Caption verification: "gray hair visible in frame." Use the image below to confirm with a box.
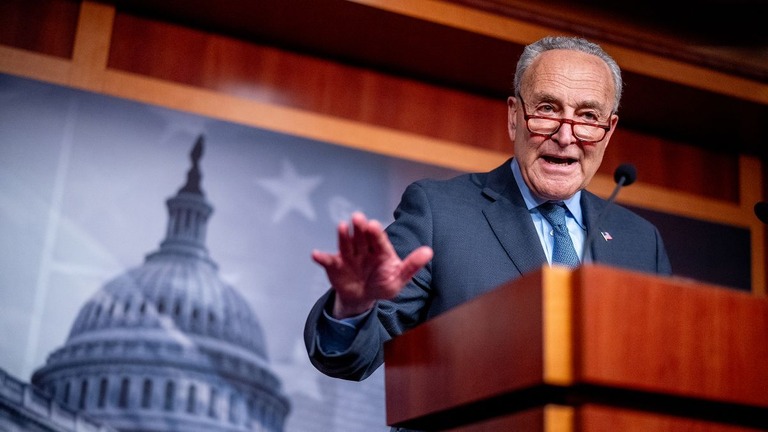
[513,36,623,113]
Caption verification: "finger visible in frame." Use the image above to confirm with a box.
[337,220,354,260]
[351,212,370,256]
[399,246,434,280]
[312,249,339,269]
[365,219,394,256]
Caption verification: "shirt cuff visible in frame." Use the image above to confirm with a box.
[317,308,372,354]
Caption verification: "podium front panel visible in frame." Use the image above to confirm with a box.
[385,265,768,430]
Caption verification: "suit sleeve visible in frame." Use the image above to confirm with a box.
[654,225,673,276]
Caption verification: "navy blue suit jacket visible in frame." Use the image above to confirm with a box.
[305,158,671,381]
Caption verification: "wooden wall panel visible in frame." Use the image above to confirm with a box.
[600,130,740,203]
[108,12,512,153]
[107,11,740,202]
[0,0,80,58]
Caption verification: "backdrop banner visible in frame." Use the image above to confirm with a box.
[0,73,457,432]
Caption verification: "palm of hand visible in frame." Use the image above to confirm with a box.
[329,246,406,305]
[311,212,433,318]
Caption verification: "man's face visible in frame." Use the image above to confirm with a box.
[508,49,619,201]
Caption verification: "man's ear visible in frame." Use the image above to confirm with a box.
[507,96,518,138]
[601,113,620,149]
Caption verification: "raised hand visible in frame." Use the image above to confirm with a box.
[311,212,433,318]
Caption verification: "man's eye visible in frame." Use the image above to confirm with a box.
[538,105,555,114]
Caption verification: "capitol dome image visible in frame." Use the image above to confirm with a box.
[31,136,290,432]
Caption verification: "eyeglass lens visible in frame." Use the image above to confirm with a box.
[527,118,606,142]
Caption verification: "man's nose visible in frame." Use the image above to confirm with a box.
[552,121,577,146]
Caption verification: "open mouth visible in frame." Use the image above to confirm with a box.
[543,155,577,165]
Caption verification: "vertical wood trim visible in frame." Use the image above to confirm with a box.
[543,266,574,386]
[69,1,114,90]
[741,156,766,296]
[544,404,575,432]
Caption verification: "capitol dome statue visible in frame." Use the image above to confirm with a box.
[32,136,290,432]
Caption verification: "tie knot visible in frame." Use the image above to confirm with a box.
[539,202,567,228]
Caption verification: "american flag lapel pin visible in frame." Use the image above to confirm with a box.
[600,231,613,241]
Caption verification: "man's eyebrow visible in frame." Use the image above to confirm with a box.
[528,92,609,112]
[529,92,555,103]
[580,100,604,110]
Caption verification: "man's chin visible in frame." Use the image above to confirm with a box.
[530,182,581,201]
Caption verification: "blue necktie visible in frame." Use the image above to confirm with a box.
[538,202,580,268]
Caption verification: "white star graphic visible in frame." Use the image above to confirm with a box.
[255,160,322,223]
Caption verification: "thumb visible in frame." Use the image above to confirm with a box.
[311,250,337,268]
[400,246,433,280]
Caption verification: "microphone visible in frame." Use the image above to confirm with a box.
[607,163,637,201]
[581,163,637,263]
[756,201,768,224]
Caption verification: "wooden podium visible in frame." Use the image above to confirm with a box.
[384,265,768,431]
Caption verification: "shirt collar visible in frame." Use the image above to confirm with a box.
[510,158,585,229]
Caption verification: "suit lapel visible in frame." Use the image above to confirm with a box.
[480,159,547,276]
[581,191,609,263]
